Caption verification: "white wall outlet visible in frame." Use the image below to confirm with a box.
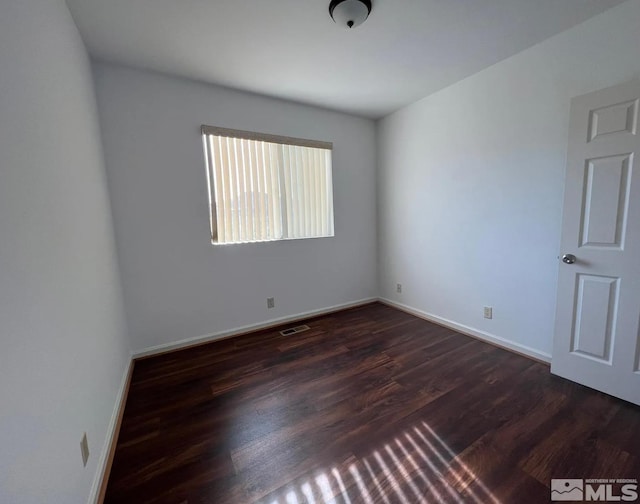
[396,283,402,293]
[80,432,89,467]
[267,297,275,309]
[484,306,493,319]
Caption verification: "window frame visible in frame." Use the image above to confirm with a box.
[201,125,334,245]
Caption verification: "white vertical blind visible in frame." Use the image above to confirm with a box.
[202,127,334,244]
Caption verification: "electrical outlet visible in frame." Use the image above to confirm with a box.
[267,297,275,309]
[396,283,402,294]
[80,433,89,467]
[484,306,493,319]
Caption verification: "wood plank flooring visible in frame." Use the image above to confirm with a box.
[104,302,640,503]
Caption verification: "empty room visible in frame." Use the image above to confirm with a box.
[3,0,640,503]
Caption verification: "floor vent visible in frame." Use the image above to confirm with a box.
[279,324,310,336]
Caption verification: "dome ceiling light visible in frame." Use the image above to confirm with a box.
[329,0,372,29]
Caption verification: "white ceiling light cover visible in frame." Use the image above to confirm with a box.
[330,0,371,29]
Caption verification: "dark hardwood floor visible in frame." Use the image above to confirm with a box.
[104,302,640,503]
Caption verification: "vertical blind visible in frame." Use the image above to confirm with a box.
[201,126,334,244]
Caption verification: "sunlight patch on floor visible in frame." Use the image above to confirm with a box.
[260,420,501,503]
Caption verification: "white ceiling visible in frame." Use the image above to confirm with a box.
[66,0,626,118]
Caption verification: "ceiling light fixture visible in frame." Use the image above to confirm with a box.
[329,0,372,29]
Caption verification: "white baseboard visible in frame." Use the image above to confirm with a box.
[87,358,133,504]
[133,295,552,363]
[378,298,552,364]
[132,297,378,359]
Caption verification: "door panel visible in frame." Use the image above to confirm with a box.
[580,155,631,248]
[552,80,640,405]
[588,99,638,142]
[571,274,618,362]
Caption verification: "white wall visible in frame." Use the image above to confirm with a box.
[0,1,130,503]
[377,0,640,360]
[93,64,378,353]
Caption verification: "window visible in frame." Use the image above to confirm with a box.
[201,125,334,245]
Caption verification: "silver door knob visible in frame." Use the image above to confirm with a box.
[562,254,577,264]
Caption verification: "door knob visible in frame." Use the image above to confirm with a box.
[562,254,577,264]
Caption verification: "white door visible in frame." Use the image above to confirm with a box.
[552,80,640,406]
